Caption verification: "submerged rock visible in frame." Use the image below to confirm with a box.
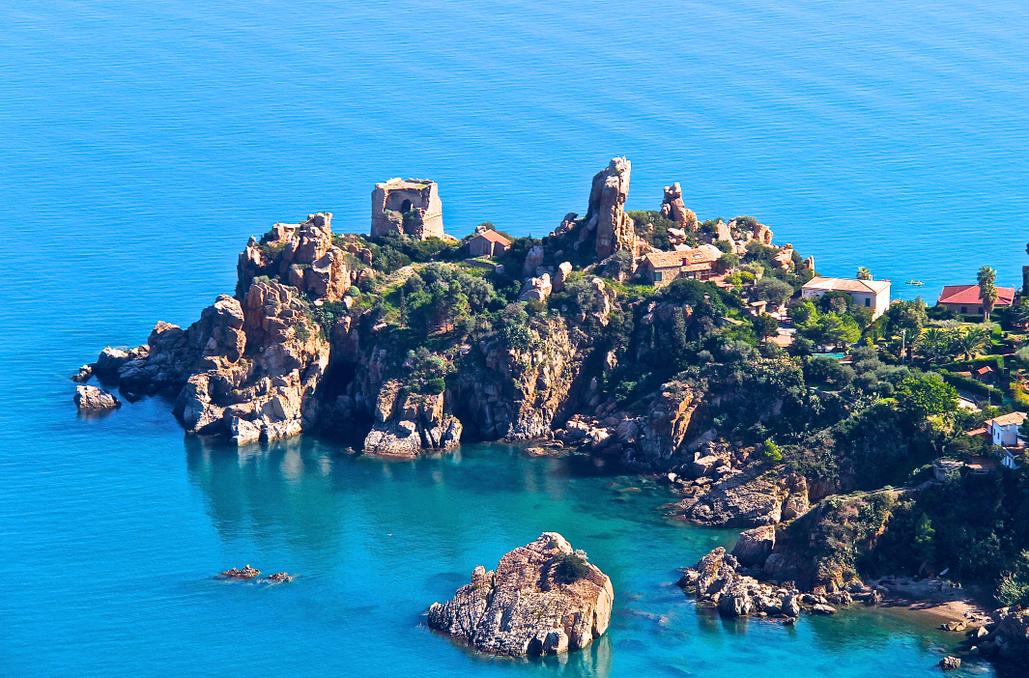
[74,384,120,411]
[427,532,613,656]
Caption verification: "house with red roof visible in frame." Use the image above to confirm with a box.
[936,284,1015,318]
[467,229,512,258]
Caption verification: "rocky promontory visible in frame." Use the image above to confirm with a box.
[427,533,613,656]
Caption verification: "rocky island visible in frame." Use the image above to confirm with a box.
[427,532,613,656]
[75,158,1029,667]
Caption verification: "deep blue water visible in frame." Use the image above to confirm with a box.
[2,0,1025,675]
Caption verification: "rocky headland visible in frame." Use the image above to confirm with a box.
[74,158,1029,668]
[427,533,613,656]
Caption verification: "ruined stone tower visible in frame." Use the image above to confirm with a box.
[371,178,445,239]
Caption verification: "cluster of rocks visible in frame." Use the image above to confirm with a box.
[427,533,613,656]
[218,565,294,584]
[679,546,878,621]
[660,182,699,247]
[943,606,1029,666]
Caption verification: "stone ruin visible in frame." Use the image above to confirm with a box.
[371,178,445,239]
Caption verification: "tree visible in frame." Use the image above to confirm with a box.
[895,372,958,418]
[753,313,779,340]
[953,326,991,361]
[753,277,794,308]
[916,327,957,364]
[856,266,872,280]
[977,265,998,321]
[913,513,936,569]
[884,299,927,342]
[802,312,861,349]
[789,299,817,326]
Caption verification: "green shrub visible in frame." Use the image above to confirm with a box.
[553,553,591,583]
[996,550,1029,607]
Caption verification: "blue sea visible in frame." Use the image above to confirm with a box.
[2,0,1025,675]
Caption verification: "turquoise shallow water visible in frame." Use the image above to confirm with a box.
[1,0,1025,675]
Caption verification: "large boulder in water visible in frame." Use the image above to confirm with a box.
[427,532,613,656]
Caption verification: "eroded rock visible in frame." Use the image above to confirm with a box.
[427,532,613,656]
[74,385,120,411]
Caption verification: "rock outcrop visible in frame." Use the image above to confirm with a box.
[220,565,261,579]
[975,607,1029,662]
[237,212,356,300]
[427,533,613,656]
[449,316,585,440]
[679,547,802,620]
[660,182,699,232]
[675,468,809,527]
[362,380,462,457]
[74,384,120,411]
[581,158,637,261]
[519,273,553,302]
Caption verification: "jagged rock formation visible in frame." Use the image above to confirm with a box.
[976,607,1029,662]
[585,157,637,261]
[427,533,613,656]
[552,158,638,263]
[74,385,120,411]
[552,261,572,292]
[661,182,699,232]
[731,525,776,567]
[85,218,343,445]
[237,212,357,300]
[761,488,902,593]
[362,380,462,457]
[370,178,445,239]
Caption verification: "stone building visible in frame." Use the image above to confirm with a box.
[371,178,445,239]
[467,228,512,258]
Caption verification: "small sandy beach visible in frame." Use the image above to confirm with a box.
[868,576,992,627]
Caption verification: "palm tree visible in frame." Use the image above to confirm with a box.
[953,326,991,361]
[916,327,954,364]
[856,266,872,280]
[977,265,998,321]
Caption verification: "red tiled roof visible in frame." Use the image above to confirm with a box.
[472,230,512,246]
[937,284,1016,306]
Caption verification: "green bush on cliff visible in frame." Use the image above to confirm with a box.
[996,550,1029,607]
[553,553,591,584]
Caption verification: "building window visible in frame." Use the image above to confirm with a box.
[960,306,967,314]
[864,298,871,307]
[654,271,663,282]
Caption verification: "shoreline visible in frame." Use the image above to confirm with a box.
[866,576,992,628]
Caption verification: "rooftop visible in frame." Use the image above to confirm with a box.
[375,177,436,190]
[802,276,890,294]
[643,244,722,269]
[937,284,1016,307]
[987,412,1027,428]
[471,229,512,246]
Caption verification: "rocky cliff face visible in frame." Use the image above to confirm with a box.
[449,316,586,440]
[427,533,613,656]
[86,216,345,446]
[362,380,461,457]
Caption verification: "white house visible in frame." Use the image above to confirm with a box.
[800,277,892,319]
[986,411,1026,447]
